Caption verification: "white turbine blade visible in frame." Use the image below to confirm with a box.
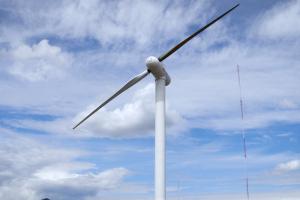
[73,70,150,129]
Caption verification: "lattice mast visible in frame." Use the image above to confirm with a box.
[236,65,249,200]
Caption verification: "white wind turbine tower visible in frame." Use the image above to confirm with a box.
[73,4,239,200]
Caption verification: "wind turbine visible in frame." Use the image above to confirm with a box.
[73,4,239,200]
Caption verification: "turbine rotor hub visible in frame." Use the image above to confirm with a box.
[146,56,171,86]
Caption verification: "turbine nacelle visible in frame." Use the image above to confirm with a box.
[146,56,171,86]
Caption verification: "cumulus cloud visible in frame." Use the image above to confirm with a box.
[275,160,300,173]
[0,0,210,49]
[73,83,185,138]
[0,129,130,200]
[34,167,129,200]
[1,39,72,81]
[253,0,300,40]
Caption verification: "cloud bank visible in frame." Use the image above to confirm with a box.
[0,129,129,200]
[73,84,185,138]
[1,40,72,81]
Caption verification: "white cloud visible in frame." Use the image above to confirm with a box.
[34,165,129,189]
[73,83,185,138]
[0,129,130,200]
[279,99,298,109]
[0,0,210,49]
[253,0,300,40]
[1,39,73,81]
[275,160,300,173]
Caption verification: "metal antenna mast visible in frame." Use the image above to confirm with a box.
[236,64,249,200]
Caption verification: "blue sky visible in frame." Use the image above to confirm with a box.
[0,0,300,200]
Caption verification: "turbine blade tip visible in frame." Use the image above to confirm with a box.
[72,124,79,130]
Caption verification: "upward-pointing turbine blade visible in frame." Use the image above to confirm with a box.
[73,70,150,129]
[158,3,239,62]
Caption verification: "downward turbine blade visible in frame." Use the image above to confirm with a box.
[73,70,150,129]
[158,3,239,62]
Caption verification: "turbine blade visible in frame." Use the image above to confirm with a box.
[73,70,150,129]
[158,3,239,62]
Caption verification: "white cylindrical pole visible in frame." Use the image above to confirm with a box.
[155,78,166,200]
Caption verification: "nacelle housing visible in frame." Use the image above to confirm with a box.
[146,56,171,86]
